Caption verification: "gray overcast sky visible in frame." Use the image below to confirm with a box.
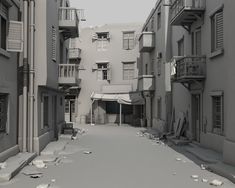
[70,0,156,27]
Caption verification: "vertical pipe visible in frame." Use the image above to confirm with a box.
[23,0,28,152]
[119,103,122,126]
[29,0,35,153]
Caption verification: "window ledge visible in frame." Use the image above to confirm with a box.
[0,48,10,58]
[209,48,224,59]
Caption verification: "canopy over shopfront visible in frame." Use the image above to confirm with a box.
[90,92,144,126]
[90,92,145,105]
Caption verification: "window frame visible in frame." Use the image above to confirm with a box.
[0,2,9,52]
[210,8,224,55]
[122,61,135,80]
[97,62,109,81]
[211,95,224,135]
[123,31,135,50]
[0,93,9,134]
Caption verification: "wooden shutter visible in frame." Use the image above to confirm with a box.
[52,26,57,61]
[107,64,112,81]
[7,21,23,52]
[215,11,223,49]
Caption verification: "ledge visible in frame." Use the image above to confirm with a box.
[209,48,224,59]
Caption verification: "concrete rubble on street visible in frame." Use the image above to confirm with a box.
[0,124,234,188]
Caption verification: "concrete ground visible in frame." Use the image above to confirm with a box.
[1,124,234,188]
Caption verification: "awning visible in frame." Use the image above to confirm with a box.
[91,92,145,105]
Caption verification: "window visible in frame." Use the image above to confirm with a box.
[157,7,161,30]
[211,9,223,52]
[0,2,8,50]
[212,95,224,135]
[97,63,108,80]
[178,37,184,56]
[192,29,202,55]
[123,62,135,80]
[95,32,110,51]
[52,26,57,61]
[150,17,154,31]
[123,31,135,50]
[42,96,49,128]
[157,52,162,76]
[65,99,69,113]
[157,97,162,120]
[0,94,8,133]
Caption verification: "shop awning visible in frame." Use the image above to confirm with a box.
[91,92,145,105]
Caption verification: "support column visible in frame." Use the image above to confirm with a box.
[119,103,122,126]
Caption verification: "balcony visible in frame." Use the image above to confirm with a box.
[69,48,81,60]
[58,64,80,86]
[59,7,79,39]
[170,0,205,27]
[139,32,155,53]
[138,75,155,91]
[173,56,206,82]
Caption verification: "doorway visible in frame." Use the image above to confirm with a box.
[65,98,76,122]
[192,94,201,142]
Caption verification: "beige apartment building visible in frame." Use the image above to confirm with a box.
[75,23,144,126]
[139,0,235,166]
[0,0,22,162]
[138,0,172,132]
[0,0,81,161]
[169,0,235,166]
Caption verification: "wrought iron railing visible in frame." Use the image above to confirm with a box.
[175,56,206,80]
[171,0,205,21]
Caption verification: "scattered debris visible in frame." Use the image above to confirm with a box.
[22,168,42,176]
[30,174,43,179]
[202,179,208,183]
[83,151,92,154]
[194,179,199,182]
[191,175,199,179]
[0,162,7,169]
[176,158,182,161]
[51,179,56,183]
[210,179,223,186]
[36,184,50,188]
[32,160,46,169]
[201,164,206,170]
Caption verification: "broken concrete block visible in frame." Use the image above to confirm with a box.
[36,184,50,188]
[32,160,46,169]
[202,179,208,183]
[83,151,92,154]
[191,175,199,179]
[210,179,223,186]
[0,162,7,169]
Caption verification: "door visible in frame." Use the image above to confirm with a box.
[192,94,201,142]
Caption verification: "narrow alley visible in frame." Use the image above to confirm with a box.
[1,125,234,188]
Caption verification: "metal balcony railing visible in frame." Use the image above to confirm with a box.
[174,56,206,81]
[59,7,79,22]
[170,0,205,25]
[58,64,79,85]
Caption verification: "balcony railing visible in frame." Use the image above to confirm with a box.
[59,7,79,38]
[139,32,155,53]
[69,48,81,59]
[58,64,80,85]
[170,0,205,26]
[138,75,155,91]
[173,56,206,81]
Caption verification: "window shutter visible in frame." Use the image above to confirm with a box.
[52,26,57,61]
[215,11,223,49]
[107,64,112,81]
[7,21,23,52]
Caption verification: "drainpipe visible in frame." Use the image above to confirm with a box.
[119,103,122,126]
[29,0,35,153]
[22,0,29,152]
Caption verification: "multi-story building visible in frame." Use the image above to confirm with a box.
[76,23,144,126]
[170,0,235,166]
[0,0,22,162]
[138,0,172,132]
